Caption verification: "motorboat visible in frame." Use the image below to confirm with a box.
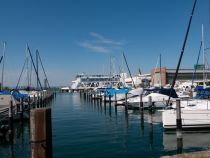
[127,87,178,109]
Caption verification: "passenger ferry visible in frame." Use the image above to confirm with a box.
[71,73,123,91]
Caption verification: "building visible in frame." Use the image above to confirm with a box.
[151,67,210,86]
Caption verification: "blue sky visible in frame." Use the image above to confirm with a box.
[0,0,209,87]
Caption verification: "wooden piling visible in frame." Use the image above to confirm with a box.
[125,93,128,110]
[30,108,52,158]
[148,96,152,109]
[114,93,117,106]
[104,95,106,104]
[176,99,182,139]
[20,98,23,122]
[41,92,43,107]
[28,96,31,110]
[8,100,13,136]
[109,95,111,105]
[148,110,153,124]
[139,94,143,111]
[34,95,36,109]
[37,93,40,108]
[99,91,102,100]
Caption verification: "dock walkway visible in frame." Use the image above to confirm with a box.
[162,150,210,158]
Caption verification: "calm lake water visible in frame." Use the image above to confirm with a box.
[1,92,210,157]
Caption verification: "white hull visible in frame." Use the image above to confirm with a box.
[128,93,173,108]
[103,87,144,102]
[162,109,210,129]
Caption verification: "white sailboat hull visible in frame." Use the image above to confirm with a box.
[162,109,210,129]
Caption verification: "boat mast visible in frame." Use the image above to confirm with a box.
[167,0,197,106]
[36,50,39,90]
[37,50,51,89]
[192,41,202,86]
[159,54,162,87]
[26,44,30,89]
[1,41,6,90]
[153,55,160,86]
[123,52,136,88]
[202,24,206,88]
[27,45,43,90]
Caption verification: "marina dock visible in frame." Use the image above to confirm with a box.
[2,0,210,157]
[0,91,55,139]
[161,150,210,158]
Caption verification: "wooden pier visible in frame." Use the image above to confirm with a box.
[0,90,55,158]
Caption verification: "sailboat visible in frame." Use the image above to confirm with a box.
[162,22,210,129]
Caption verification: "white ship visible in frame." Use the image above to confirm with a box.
[71,73,123,91]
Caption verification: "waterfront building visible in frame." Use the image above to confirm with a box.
[151,67,210,86]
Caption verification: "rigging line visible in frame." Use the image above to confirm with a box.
[15,58,27,90]
[167,0,197,106]
[204,52,210,81]
[0,56,3,64]
[36,50,39,89]
[123,52,136,89]
[37,50,51,89]
[27,45,43,90]
[192,41,202,85]
[160,54,162,87]
[29,56,33,88]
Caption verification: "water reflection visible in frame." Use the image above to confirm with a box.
[148,111,154,150]
[57,93,210,157]
[0,122,30,158]
[163,130,210,154]
[140,110,144,136]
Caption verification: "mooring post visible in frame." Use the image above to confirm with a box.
[176,99,183,154]
[30,108,53,158]
[125,93,128,110]
[37,93,40,108]
[84,90,86,100]
[114,93,117,106]
[109,95,111,105]
[43,91,46,107]
[139,94,143,111]
[176,99,182,139]
[41,92,43,107]
[148,96,152,110]
[99,91,102,104]
[99,91,102,101]
[8,100,14,137]
[33,95,36,109]
[28,96,31,110]
[87,90,89,101]
[20,98,23,122]
[104,95,106,104]
[94,91,96,100]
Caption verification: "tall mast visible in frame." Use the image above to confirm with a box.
[27,45,43,90]
[202,24,206,88]
[159,54,162,87]
[26,44,30,88]
[123,52,136,88]
[37,50,51,89]
[167,0,197,106]
[192,41,202,85]
[1,41,6,90]
[36,50,39,89]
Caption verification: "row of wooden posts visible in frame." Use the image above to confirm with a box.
[80,89,153,109]
[80,89,183,153]
[0,91,56,158]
